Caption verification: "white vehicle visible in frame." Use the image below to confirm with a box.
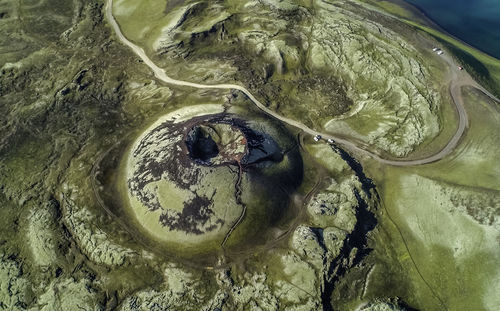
[313,135,322,142]
[437,50,444,55]
[432,47,439,52]
[327,138,334,144]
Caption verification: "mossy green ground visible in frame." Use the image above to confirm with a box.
[2,0,499,309]
[341,3,500,307]
[359,0,500,98]
[361,87,500,310]
[113,0,449,157]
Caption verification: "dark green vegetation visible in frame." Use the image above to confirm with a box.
[1,0,499,310]
[0,0,147,308]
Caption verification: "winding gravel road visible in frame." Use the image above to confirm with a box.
[105,0,498,166]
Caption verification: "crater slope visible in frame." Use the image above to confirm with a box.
[124,105,303,256]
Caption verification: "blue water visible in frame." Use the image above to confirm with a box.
[405,0,500,59]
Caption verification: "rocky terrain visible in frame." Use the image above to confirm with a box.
[1,0,498,310]
[0,1,381,308]
[114,0,445,157]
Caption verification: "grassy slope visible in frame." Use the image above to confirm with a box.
[407,22,500,98]
[351,1,500,310]
[363,87,500,311]
[106,1,500,308]
[358,0,500,98]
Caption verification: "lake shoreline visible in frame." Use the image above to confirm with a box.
[400,0,500,60]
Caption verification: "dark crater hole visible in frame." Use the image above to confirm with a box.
[185,117,287,168]
[185,126,219,163]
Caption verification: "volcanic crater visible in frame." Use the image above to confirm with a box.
[123,107,303,256]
